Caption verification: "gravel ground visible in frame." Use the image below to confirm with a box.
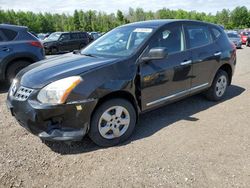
[0,47,250,188]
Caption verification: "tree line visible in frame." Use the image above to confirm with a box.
[0,6,250,33]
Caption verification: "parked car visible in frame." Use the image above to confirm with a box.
[245,34,250,47]
[239,31,249,44]
[0,24,45,84]
[7,20,236,147]
[37,33,50,41]
[226,32,242,49]
[43,31,90,55]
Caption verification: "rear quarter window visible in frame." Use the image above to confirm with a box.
[211,27,222,40]
[0,28,17,41]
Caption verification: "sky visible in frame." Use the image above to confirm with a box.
[0,0,249,15]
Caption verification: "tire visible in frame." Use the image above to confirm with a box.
[89,98,136,147]
[205,70,229,101]
[51,47,58,55]
[246,41,249,47]
[6,61,31,85]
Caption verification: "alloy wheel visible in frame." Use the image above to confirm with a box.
[215,75,227,97]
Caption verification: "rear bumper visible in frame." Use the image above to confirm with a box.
[6,95,97,141]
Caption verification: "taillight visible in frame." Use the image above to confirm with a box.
[28,41,43,48]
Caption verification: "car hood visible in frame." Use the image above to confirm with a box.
[17,53,119,89]
[42,39,57,44]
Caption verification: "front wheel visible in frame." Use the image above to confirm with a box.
[205,70,229,101]
[89,98,136,147]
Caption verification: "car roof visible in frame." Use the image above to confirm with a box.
[120,19,218,28]
[0,24,27,31]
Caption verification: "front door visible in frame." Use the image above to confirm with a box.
[140,23,192,111]
[58,33,71,52]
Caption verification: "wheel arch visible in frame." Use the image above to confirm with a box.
[218,63,233,85]
[91,90,140,126]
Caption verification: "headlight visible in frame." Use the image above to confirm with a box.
[37,76,82,104]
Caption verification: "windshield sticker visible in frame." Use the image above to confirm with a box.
[133,28,153,33]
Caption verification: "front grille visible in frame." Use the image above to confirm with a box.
[14,86,33,101]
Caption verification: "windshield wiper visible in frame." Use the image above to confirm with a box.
[81,53,96,57]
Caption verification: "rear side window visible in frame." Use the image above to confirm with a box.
[0,33,4,42]
[186,25,212,49]
[71,33,79,39]
[0,28,17,41]
[211,28,222,40]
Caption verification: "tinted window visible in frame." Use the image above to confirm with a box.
[78,32,87,39]
[71,33,79,39]
[0,28,17,41]
[60,33,70,41]
[212,28,221,39]
[150,26,184,54]
[186,25,212,49]
[0,32,4,42]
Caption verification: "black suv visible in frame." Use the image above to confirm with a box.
[7,20,236,147]
[43,32,90,55]
[0,24,45,84]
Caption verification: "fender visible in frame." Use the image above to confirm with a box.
[0,52,38,80]
[208,62,234,87]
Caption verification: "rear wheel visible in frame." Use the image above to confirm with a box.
[205,70,229,101]
[246,40,249,47]
[89,98,136,147]
[6,61,31,85]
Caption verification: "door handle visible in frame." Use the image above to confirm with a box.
[2,47,10,52]
[180,60,192,66]
[214,52,222,56]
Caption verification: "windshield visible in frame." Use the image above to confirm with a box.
[227,33,240,38]
[81,27,154,57]
[45,32,61,41]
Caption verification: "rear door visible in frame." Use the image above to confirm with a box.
[184,23,220,89]
[70,33,81,50]
[0,29,6,72]
[140,23,192,110]
[0,28,18,78]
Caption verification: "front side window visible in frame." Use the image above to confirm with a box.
[0,31,4,42]
[81,27,154,57]
[60,34,70,41]
[186,25,212,49]
[149,26,184,54]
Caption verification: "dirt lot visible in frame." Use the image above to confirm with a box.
[0,47,250,188]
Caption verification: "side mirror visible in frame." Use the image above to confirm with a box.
[141,47,168,62]
[73,50,79,54]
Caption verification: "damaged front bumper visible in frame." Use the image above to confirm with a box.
[6,93,97,141]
